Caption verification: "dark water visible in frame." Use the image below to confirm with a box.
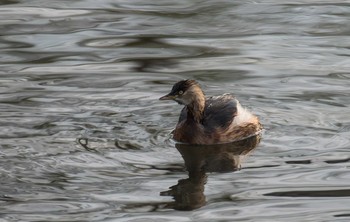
[1,0,350,221]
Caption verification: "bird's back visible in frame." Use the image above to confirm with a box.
[178,94,237,129]
[175,94,261,144]
[202,94,237,130]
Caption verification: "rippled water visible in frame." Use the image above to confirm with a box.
[1,0,350,221]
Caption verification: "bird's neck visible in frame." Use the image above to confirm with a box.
[187,89,205,123]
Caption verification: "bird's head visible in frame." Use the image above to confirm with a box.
[159,79,202,105]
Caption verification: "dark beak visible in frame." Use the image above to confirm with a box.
[159,94,175,100]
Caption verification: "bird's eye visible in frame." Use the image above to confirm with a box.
[178,90,183,95]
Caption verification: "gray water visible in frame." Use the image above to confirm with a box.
[1,0,350,221]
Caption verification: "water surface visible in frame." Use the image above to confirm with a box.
[1,0,350,221]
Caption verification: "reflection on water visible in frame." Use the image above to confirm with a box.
[162,135,261,210]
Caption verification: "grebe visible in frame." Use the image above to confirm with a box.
[159,80,262,145]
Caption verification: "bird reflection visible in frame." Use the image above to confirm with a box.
[161,135,261,211]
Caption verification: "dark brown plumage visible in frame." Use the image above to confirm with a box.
[160,80,262,144]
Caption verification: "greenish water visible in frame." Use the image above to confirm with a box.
[0,0,350,221]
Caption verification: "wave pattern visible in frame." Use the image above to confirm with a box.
[0,0,349,221]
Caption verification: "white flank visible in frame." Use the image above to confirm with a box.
[232,101,254,125]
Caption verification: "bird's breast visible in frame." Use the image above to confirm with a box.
[173,120,206,144]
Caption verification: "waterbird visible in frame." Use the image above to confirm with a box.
[159,80,262,144]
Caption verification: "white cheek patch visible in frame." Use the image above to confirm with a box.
[174,97,187,105]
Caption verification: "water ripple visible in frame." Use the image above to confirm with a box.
[1,0,350,221]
